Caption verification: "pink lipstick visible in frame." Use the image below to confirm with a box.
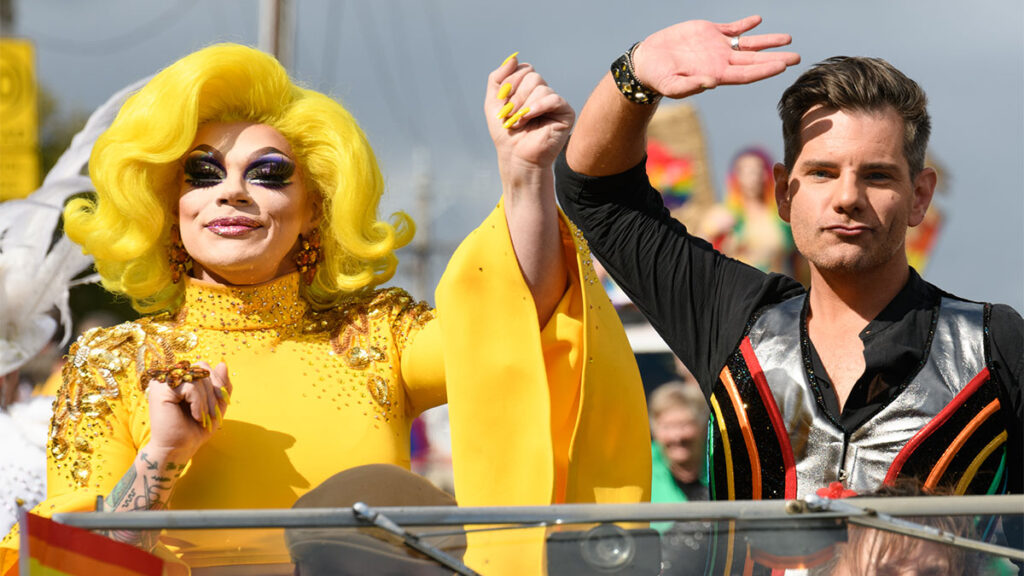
[206,217,262,237]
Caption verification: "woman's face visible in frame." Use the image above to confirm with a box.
[178,122,317,286]
[734,153,767,202]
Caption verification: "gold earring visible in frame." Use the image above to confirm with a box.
[293,229,321,285]
[169,225,192,283]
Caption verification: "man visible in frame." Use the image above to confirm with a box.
[556,14,1022,570]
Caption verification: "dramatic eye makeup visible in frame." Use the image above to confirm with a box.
[183,148,226,188]
[245,152,295,189]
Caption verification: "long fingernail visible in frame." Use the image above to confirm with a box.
[497,82,512,101]
[501,51,519,67]
[496,101,515,119]
[215,405,223,427]
[217,387,232,405]
[202,413,211,430]
[503,106,530,129]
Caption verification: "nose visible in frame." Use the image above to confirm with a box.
[831,172,865,215]
[216,175,252,206]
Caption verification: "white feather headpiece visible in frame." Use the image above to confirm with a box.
[0,76,150,376]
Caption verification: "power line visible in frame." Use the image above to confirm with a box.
[20,0,201,56]
[423,0,483,153]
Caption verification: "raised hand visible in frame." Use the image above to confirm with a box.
[145,360,231,458]
[486,53,575,178]
[632,15,800,99]
[485,53,572,323]
[101,360,232,546]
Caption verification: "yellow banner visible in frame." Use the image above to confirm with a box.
[0,38,40,200]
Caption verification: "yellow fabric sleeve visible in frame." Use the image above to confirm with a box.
[400,319,447,417]
[436,202,651,575]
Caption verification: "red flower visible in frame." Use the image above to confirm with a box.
[816,481,858,499]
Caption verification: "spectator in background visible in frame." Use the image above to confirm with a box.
[649,377,712,576]
[649,378,709,505]
[701,147,803,280]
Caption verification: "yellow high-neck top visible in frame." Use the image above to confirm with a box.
[14,273,443,569]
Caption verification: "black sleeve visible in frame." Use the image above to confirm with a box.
[989,304,1023,548]
[555,150,804,395]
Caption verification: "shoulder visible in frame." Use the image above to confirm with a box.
[307,287,434,333]
[63,315,181,393]
[989,303,1023,384]
[936,290,1024,387]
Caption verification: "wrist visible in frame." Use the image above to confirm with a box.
[610,42,662,106]
[139,442,195,467]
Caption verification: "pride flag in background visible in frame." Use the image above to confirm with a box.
[11,510,163,576]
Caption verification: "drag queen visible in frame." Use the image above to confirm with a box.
[1,44,650,575]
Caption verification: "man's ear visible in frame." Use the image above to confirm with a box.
[908,167,937,228]
[773,163,791,223]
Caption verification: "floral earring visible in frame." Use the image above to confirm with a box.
[169,225,192,283]
[293,229,321,285]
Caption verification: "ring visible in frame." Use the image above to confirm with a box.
[142,360,210,390]
[730,36,741,51]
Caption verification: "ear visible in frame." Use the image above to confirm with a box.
[303,198,324,235]
[908,167,937,228]
[773,163,792,223]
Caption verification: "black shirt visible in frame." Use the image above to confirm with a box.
[555,152,1023,501]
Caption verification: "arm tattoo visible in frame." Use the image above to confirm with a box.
[103,451,187,549]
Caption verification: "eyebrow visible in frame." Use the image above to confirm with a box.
[860,162,903,173]
[248,147,291,163]
[798,160,838,171]
[798,160,904,173]
[186,144,221,161]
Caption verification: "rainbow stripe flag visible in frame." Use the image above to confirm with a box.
[11,510,163,576]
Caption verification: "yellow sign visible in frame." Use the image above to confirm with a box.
[0,38,40,200]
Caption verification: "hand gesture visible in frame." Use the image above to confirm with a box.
[486,53,575,178]
[633,15,800,99]
[145,360,231,458]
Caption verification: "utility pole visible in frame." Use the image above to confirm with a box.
[0,0,13,35]
[258,0,294,70]
[411,148,433,301]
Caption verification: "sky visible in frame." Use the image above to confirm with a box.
[9,0,1024,311]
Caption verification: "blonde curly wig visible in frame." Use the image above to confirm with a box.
[65,43,414,314]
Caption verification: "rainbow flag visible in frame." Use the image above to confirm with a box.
[12,510,163,576]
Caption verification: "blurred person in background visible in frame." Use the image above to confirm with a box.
[701,147,804,281]
[648,377,712,576]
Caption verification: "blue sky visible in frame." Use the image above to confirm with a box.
[11,0,1023,310]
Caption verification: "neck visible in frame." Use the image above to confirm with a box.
[190,261,298,287]
[807,257,910,326]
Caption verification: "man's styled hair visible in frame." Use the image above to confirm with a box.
[777,56,931,176]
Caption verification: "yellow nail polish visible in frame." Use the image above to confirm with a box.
[496,101,515,119]
[215,405,223,427]
[497,83,512,100]
[501,51,519,67]
[202,413,211,430]
[503,106,530,129]
[217,387,231,405]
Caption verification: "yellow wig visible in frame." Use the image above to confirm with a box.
[65,43,414,313]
